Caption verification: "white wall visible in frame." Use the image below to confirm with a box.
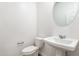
[1,2,79,56]
[0,2,37,56]
[37,2,79,56]
[37,2,56,56]
[37,2,54,37]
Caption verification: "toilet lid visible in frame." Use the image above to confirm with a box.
[22,46,38,53]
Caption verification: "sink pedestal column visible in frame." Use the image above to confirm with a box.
[55,48,65,56]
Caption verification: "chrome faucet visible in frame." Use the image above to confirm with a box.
[59,35,66,39]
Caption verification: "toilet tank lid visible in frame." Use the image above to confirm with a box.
[22,46,38,53]
[35,37,45,40]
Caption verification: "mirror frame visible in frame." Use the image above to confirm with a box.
[53,2,79,26]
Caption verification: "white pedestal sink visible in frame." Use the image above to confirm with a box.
[43,36,79,56]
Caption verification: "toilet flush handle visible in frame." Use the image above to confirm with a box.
[17,41,24,46]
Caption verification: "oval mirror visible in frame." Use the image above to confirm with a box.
[53,2,78,26]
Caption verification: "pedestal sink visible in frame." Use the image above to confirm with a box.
[43,36,79,56]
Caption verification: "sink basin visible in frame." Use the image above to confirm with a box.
[54,38,73,44]
[43,36,79,51]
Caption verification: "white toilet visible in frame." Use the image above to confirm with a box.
[21,37,44,56]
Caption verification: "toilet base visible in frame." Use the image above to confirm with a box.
[21,51,38,56]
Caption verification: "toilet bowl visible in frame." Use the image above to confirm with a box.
[21,37,44,56]
[21,45,39,56]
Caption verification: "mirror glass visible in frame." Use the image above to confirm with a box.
[53,2,78,26]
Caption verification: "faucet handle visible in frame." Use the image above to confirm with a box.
[59,35,66,39]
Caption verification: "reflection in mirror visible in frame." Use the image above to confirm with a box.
[53,2,78,26]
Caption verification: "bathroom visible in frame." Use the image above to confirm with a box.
[0,1,79,56]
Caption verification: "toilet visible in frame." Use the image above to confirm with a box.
[21,37,44,56]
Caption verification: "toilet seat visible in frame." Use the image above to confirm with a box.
[22,46,39,55]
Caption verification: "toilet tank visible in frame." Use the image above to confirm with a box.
[34,37,44,49]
